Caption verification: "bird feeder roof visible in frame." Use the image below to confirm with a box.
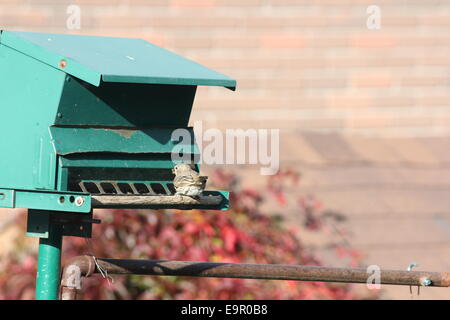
[0,30,236,89]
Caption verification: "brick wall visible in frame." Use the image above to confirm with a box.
[1,0,450,136]
[1,2,450,300]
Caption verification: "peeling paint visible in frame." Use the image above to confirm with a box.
[108,129,136,139]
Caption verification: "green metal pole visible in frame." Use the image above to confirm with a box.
[35,222,63,300]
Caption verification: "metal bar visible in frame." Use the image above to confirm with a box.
[60,255,450,300]
[93,259,450,287]
[145,183,157,195]
[0,188,91,213]
[129,183,139,195]
[35,222,63,300]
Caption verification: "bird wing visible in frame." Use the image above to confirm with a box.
[194,176,208,189]
[174,175,195,188]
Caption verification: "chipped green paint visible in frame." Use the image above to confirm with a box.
[50,126,199,156]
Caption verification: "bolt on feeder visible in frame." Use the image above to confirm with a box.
[0,30,236,300]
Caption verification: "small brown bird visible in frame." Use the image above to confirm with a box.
[172,163,208,198]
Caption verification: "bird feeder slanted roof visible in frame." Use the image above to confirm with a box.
[0,30,236,89]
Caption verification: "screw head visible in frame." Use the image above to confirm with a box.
[75,196,85,207]
[421,277,432,286]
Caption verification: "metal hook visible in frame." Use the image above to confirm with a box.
[407,262,420,297]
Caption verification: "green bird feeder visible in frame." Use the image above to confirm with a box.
[0,30,236,300]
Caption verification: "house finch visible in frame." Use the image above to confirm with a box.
[172,163,208,198]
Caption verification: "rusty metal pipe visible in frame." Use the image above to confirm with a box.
[60,255,450,299]
[60,255,96,300]
[95,258,450,287]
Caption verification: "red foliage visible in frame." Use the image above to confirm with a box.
[0,169,374,300]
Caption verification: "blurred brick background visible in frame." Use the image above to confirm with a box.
[1,0,450,135]
[1,0,450,299]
